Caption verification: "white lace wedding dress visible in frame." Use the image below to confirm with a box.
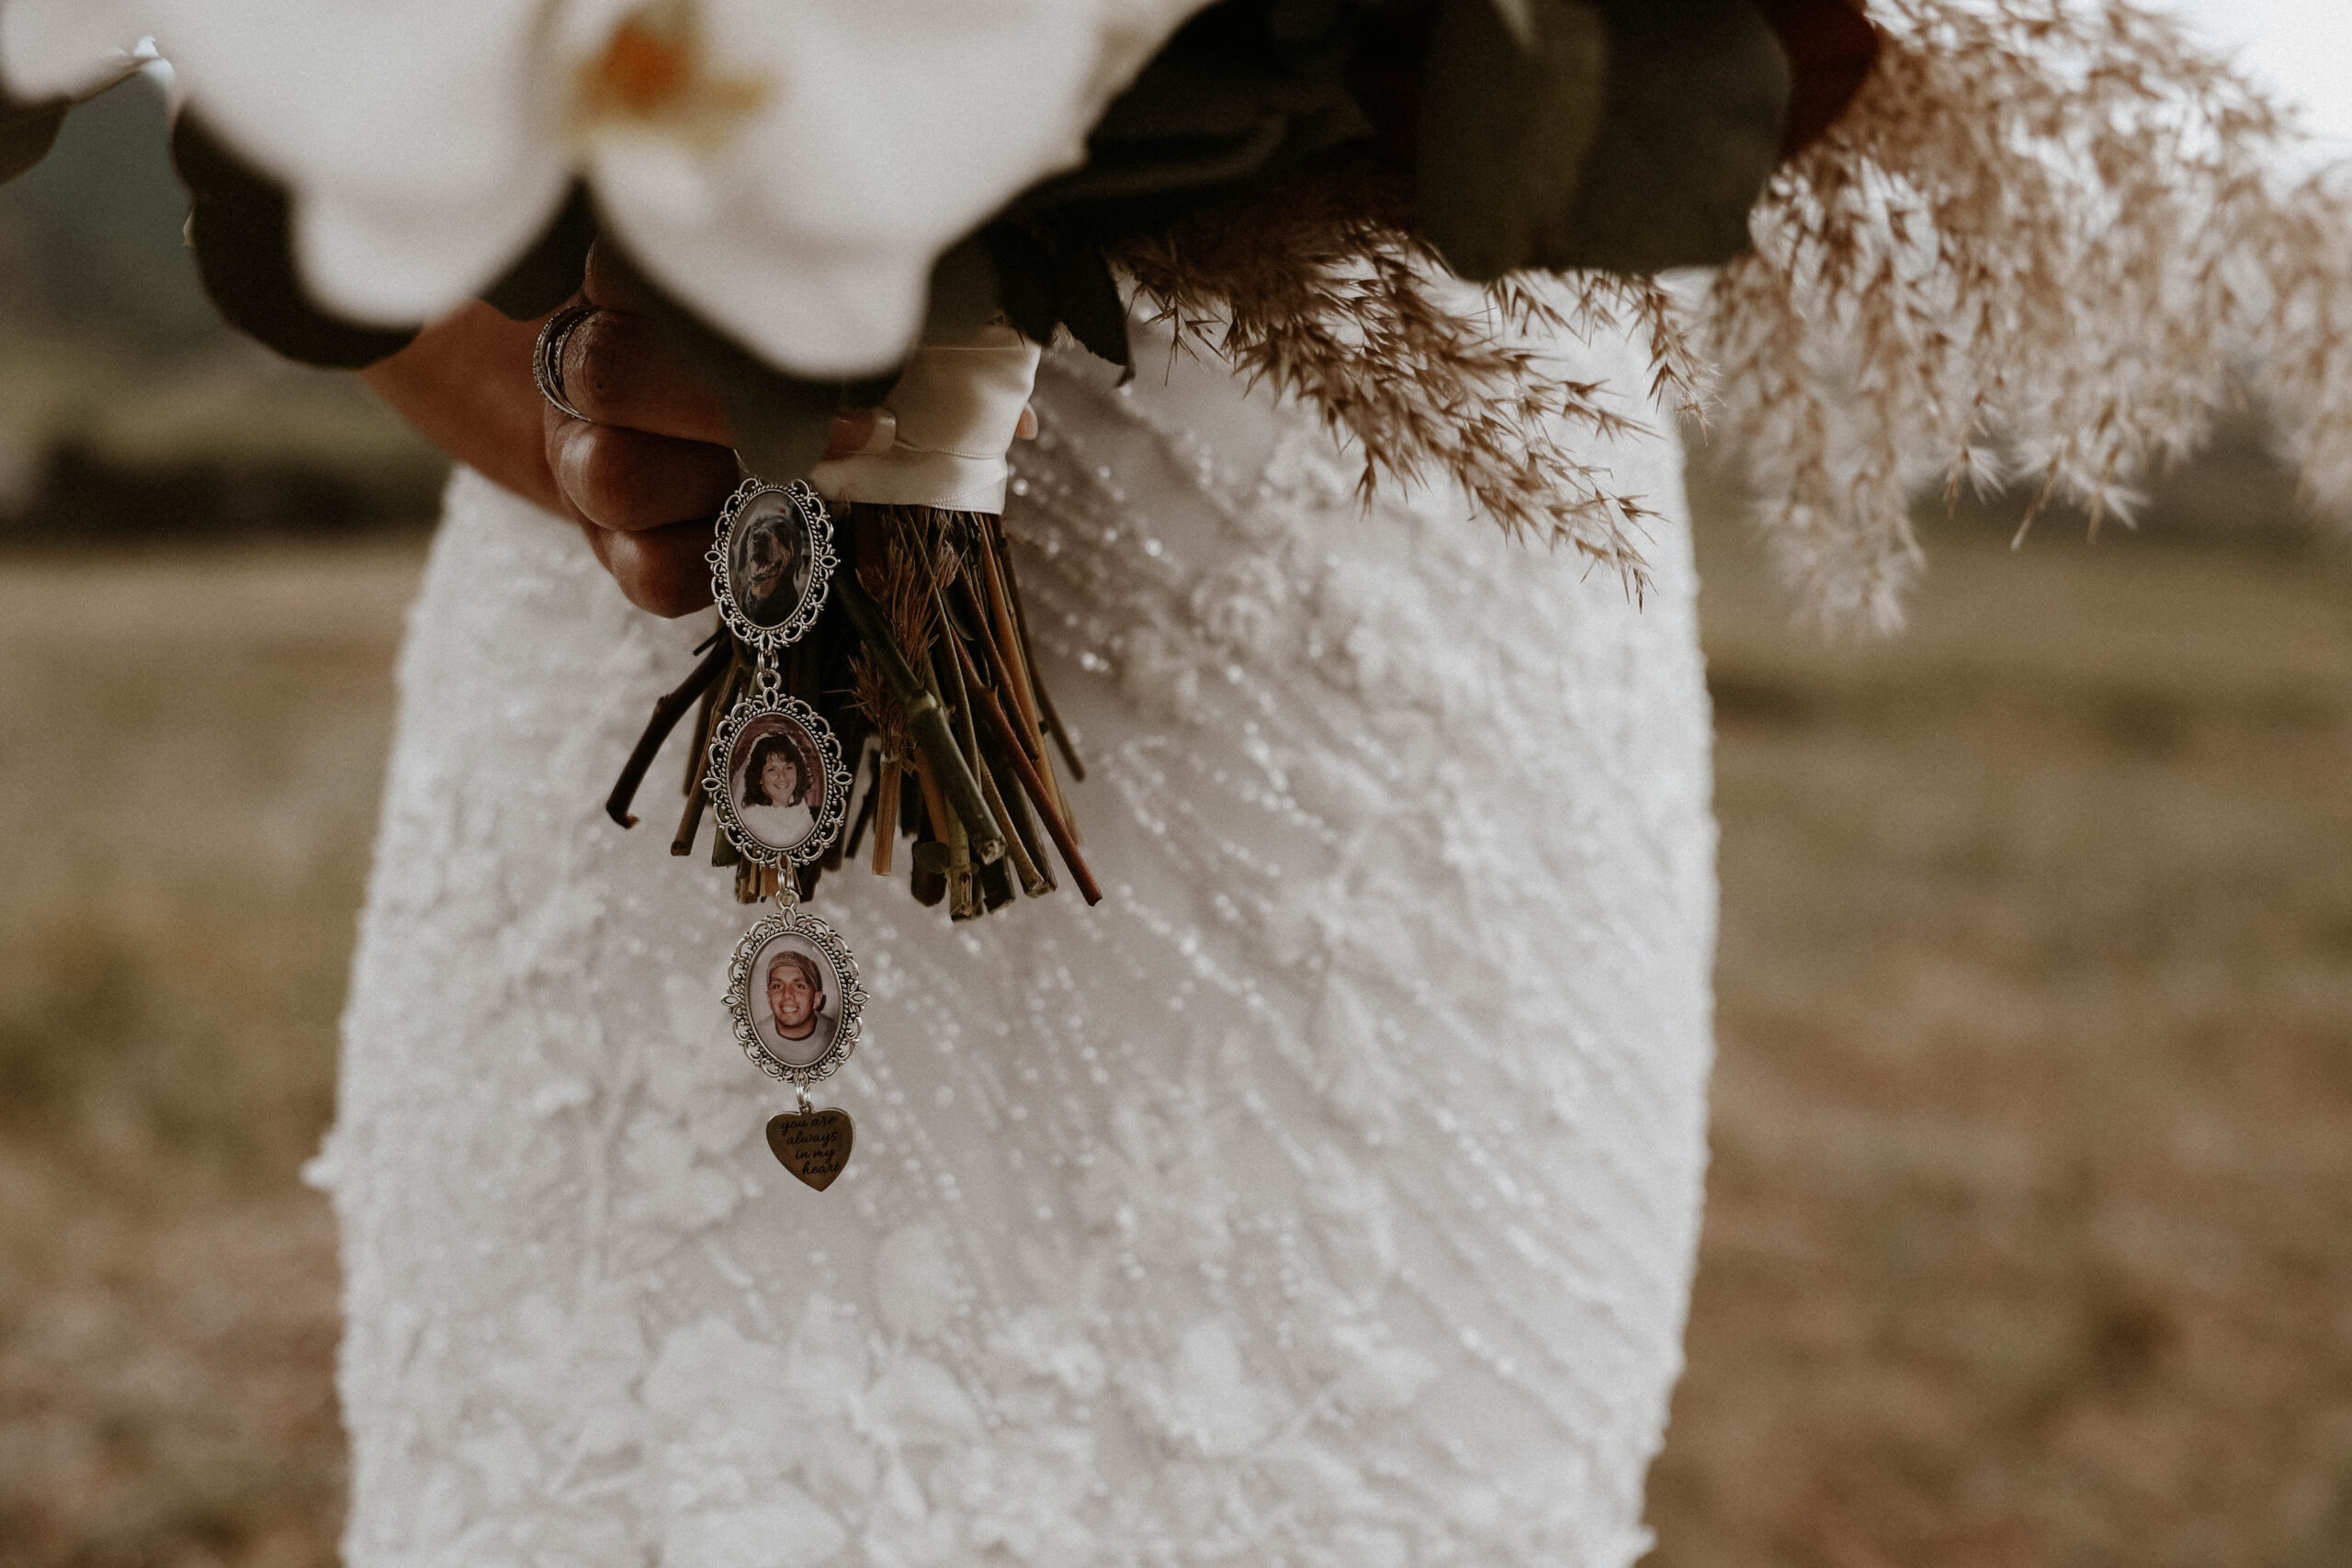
[319,319,1718,1568]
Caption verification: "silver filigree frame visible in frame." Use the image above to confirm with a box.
[706,692,849,868]
[707,477,837,655]
[726,906,867,1086]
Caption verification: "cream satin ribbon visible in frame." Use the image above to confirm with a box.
[807,324,1042,513]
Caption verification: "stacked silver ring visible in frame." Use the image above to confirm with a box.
[532,302,600,423]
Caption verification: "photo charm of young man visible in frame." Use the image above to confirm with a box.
[752,935,839,1070]
[729,716,821,853]
[729,491,812,629]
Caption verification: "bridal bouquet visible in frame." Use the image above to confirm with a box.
[0,0,1883,541]
[0,0,1885,926]
[3,0,2343,892]
[8,0,2346,1175]
[5,1,2344,609]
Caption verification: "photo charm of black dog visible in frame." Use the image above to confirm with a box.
[708,479,838,654]
[706,476,865,1191]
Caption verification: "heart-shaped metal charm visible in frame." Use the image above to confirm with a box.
[765,1108,854,1191]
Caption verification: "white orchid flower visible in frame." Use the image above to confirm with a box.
[1,3,164,102]
[7,0,1207,375]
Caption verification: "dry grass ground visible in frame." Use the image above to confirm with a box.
[1657,493,2352,1568]
[0,494,2345,1566]
[0,545,418,1567]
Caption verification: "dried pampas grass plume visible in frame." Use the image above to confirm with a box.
[1109,165,1693,599]
[1114,0,2350,628]
[2237,161,2352,525]
[1702,0,2324,629]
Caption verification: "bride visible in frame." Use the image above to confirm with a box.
[330,245,1716,1566]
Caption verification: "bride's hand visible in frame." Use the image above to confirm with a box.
[362,260,847,616]
[363,245,1034,618]
[536,246,876,617]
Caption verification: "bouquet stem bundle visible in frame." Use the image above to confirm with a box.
[607,503,1097,920]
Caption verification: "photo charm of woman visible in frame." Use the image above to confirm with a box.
[705,693,847,870]
[729,716,821,855]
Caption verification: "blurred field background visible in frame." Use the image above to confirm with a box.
[3,74,2348,1568]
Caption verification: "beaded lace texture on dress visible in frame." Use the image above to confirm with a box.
[320,318,1718,1568]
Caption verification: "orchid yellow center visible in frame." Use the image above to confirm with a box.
[596,19,690,116]
[576,2,770,144]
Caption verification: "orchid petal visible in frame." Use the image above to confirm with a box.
[598,0,1110,368]
[292,150,574,324]
[50,0,1218,371]
[597,141,931,375]
[152,0,556,316]
[0,1,156,99]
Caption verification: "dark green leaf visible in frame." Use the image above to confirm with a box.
[1049,243,1132,370]
[1416,0,1608,282]
[978,222,1063,348]
[1536,0,1792,272]
[1753,0,1879,156]
[0,95,68,187]
[480,185,597,320]
[981,220,1134,371]
[1031,117,1295,206]
[168,113,417,367]
[840,369,900,410]
[1268,0,1351,44]
[1090,55,1304,145]
[923,237,1001,341]
[1021,0,1371,215]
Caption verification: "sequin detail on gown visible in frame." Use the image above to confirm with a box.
[321,321,1717,1568]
